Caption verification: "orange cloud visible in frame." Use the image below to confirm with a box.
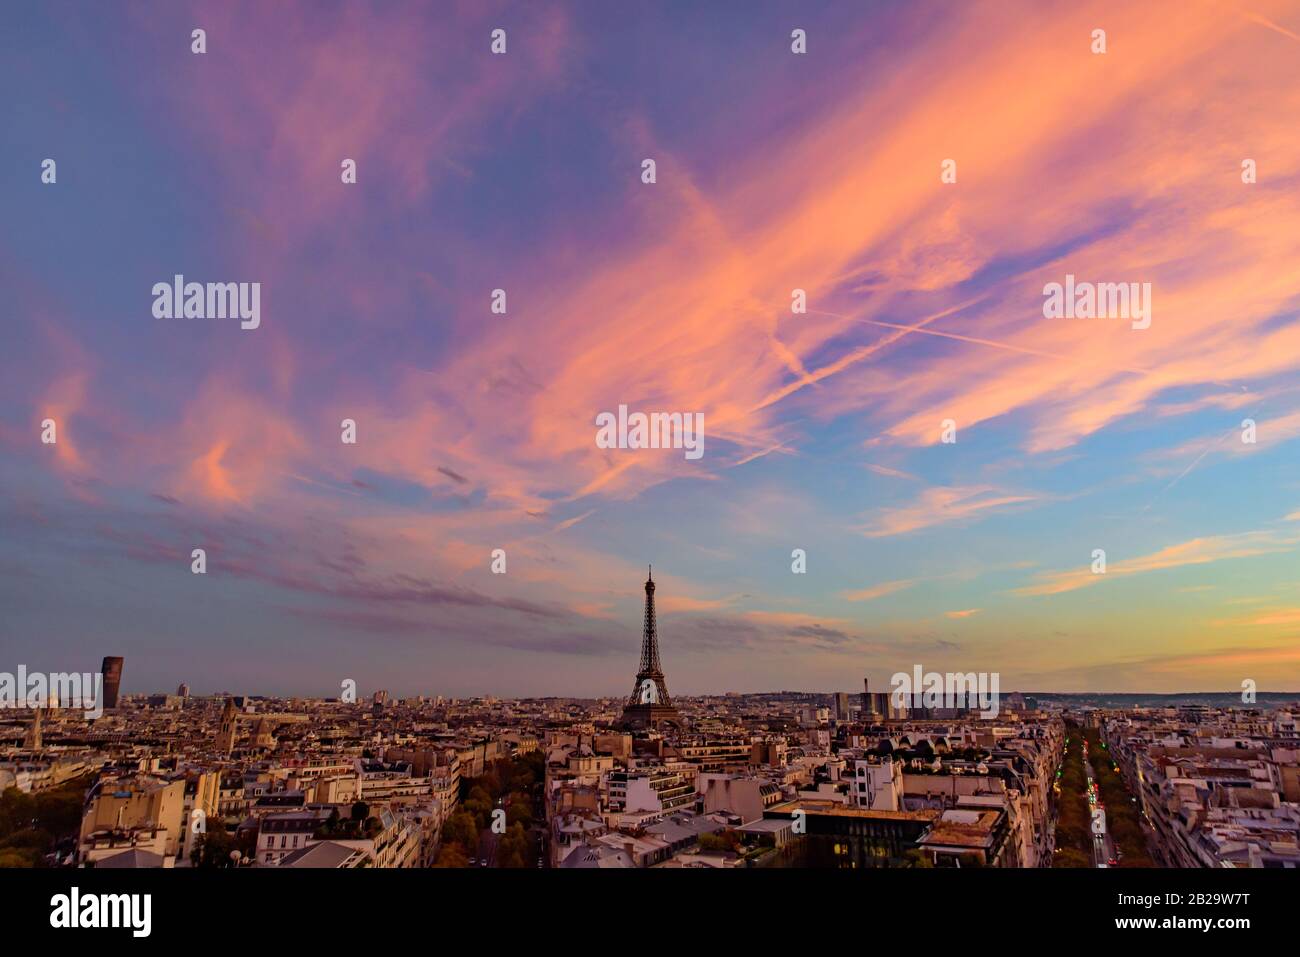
[841,579,917,602]
[858,486,1037,538]
[1016,530,1300,597]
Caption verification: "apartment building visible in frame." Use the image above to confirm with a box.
[1104,709,1300,868]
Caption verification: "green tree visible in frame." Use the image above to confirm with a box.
[442,810,479,851]
[0,775,92,867]
[433,843,468,868]
[190,828,238,868]
[497,847,525,868]
[1054,847,1091,868]
[506,793,533,828]
[698,830,743,853]
[0,848,38,868]
[902,848,933,868]
[496,822,529,868]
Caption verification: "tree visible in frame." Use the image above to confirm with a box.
[433,844,468,868]
[506,793,533,828]
[350,801,369,824]
[1053,848,1091,868]
[0,848,33,868]
[442,810,479,851]
[902,848,933,868]
[190,828,238,868]
[0,775,92,867]
[698,830,741,853]
[496,822,529,868]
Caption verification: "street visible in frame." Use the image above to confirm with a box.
[1082,738,1117,867]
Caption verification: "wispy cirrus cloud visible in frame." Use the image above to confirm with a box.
[5,0,1300,695]
[1016,529,1300,597]
[864,463,920,481]
[858,486,1038,538]
[841,579,917,602]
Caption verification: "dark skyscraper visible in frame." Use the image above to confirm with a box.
[100,656,124,710]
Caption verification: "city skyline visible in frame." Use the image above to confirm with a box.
[4,1,1300,698]
[44,644,1300,704]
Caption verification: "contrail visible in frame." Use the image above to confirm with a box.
[1142,404,1263,511]
[847,315,1155,376]
[1238,8,1300,41]
[750,294,989,413]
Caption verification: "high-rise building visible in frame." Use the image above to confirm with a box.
[100,656,124,710]
[861,679,906,720]
[619,568,681,730]
[177,683,189,698]
[833,692,852,721]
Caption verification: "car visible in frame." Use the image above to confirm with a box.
[1107,858,1118,866]
[479,858,488,867]
[469,857,477,866]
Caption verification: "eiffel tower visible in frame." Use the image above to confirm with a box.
[619,567,681,730]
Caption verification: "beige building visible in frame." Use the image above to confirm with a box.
[79,775,186,865]
[699,773,784,823]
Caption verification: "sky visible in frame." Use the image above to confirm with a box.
[2,0,1299,699]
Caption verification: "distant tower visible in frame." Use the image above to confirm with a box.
[100,656,124,710]
[620,567,681,730]
[177,683,189,698]
[24,706,43,750]
[216,697,239,754]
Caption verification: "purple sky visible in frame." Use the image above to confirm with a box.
[2,1,1300,698]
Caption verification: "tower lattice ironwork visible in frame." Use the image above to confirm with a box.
[620,566,679,729]
[637,567,663,675]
